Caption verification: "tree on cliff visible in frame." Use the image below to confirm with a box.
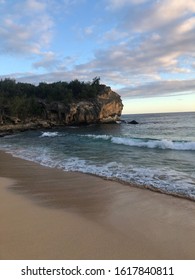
[0,78,102,121]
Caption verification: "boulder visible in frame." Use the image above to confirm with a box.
[128,120,139,124]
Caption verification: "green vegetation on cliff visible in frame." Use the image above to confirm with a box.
[0,77,102,120]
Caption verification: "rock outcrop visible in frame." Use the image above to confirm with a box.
[39,85,123,125]
[0,85,123,132]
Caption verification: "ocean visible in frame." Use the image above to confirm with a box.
[0,111,195,200]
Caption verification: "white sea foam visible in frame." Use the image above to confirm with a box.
[1,145,195,200]
[1,111,195,202]
[111,137,195,151]
[83,134,111,140]
[82,134,195,151]
[40,132,59,138]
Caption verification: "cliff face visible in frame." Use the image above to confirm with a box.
[0,85,123,132]
[97,87,123,123]
[42,86,123,125]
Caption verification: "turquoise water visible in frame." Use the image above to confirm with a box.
[1,112,195,200]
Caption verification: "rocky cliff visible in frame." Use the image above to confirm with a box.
[0,85,123,133]
[44,86,123,125]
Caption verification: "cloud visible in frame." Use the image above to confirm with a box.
[0,0,53,56]
[32,52,60,70]
[79,39,180,77]
[93,0,195,79]
[24,0,46,12]
[83,25,94,35]
[2,69,89,85]
[1,0,195,104]
[0,18,40,55]
[102,28,128,42]
[123,0,195,32]
[67,0,195,100]
[118,79,195,99]
[106,0,150,10]
[176,17,195,34]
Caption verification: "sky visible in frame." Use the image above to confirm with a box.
[0,0,195,114]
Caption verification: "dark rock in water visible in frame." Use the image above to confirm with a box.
[128,120,139,124]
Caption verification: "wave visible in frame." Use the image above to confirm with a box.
[83,134,110,140]
[82,134,195,151]
[111,137,195,151]
[40,132,59,138]
[2,147,195,200]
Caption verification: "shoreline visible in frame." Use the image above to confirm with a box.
[1,150,195,259]
[1,148,194,203]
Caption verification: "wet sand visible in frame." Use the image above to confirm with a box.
[1,150,195,259]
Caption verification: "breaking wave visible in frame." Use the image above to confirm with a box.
[40,132,59,138]
[2,147,195,200]
[83,134,195,151]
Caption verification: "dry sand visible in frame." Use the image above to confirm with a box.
[0,150,195,259]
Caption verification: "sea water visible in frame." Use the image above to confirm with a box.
[0,112,195,200]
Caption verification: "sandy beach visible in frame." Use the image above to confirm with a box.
[1,150,195,259]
